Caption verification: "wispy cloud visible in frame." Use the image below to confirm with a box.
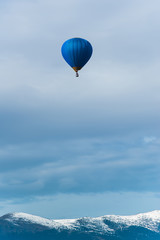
[144,136,157,143]
[0,137,159,199]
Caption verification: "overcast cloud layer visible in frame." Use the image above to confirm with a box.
[0,0,160,218]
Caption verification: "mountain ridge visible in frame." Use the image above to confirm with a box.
[0,210,160,240]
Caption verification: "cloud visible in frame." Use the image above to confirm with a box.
[144,136,157,143]
[0,0,159,217]
[143,137,160,145]
[0,137,159,199]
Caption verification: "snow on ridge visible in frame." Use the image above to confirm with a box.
[3,210,160,233]
[102,210,160,222]
[6,212,77,229]
[77,217,114,233]
[100,210,160,232]
[8,213,112,232]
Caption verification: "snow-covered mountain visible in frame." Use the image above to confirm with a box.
[0,210,160,239]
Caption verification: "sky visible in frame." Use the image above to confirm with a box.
[0,0,160,219]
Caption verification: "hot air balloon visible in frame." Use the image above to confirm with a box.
[61,38,93,77]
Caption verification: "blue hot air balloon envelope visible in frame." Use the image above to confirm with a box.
[61,38,93,77]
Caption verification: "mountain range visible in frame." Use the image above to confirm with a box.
[0,210,160,239]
